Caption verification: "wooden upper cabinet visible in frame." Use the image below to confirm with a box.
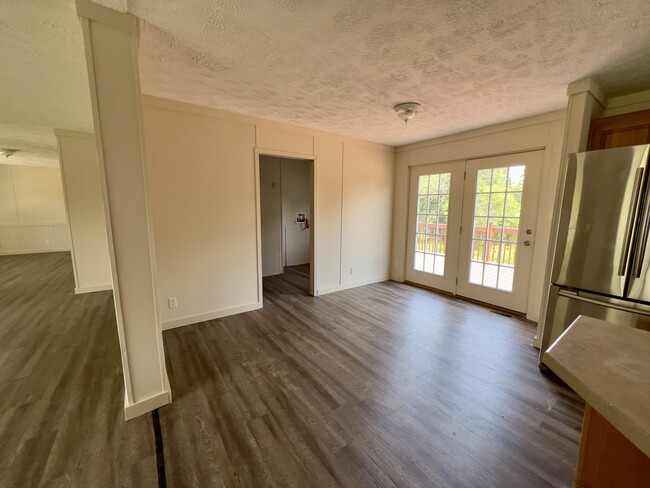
[587,108,650,150]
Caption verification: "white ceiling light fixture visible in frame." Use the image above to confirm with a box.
[393,102,422,125]
[0,148,19,158]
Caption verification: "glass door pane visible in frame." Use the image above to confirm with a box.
[468,165,524,292]
[413,172,451,276]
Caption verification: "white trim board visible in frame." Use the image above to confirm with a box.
[124,390,170,421]
[0,222,69,227]
[75,284,112,294]
[162,301,262,330]
[317,275,390,296]
[0,248,71,256]
[396,110,566,154]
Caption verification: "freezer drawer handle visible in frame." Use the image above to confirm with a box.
[619,168,644,276]
[558,289,650,316]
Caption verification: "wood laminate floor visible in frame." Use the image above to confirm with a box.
[1,254,584,487]
[0,252,157,487]
[160,264,585,487]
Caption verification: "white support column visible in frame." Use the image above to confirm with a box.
[76,0,170,419]
[563,78,607,155]
[534,78,606,348]
[55,129,112,295]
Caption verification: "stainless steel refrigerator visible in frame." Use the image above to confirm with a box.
[540,144,650,366]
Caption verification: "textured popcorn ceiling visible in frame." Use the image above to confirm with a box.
[0,0,93,167]
[124,0,650,146]
[3,1,650,168]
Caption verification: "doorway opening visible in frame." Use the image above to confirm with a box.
[257,153,315,298]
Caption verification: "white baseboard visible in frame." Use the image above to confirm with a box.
[75,283,112,294]
[317,275,390,296]
[124,389,170,420]
[162,301,263,330]
[0,248,70,256]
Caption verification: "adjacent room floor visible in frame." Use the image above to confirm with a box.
[0,254,584,487]
[0,252,157,487]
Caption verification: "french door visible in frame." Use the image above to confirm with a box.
[456,151,543,312]
[406,151,544,313]
[405,162,464,292]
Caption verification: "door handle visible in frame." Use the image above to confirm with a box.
[619,168,643,276]
[633,172,650,278]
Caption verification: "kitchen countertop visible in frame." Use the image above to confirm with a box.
[543,315,650,457]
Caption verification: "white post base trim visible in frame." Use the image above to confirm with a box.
[124,390,171,421]
[74,284,112,294]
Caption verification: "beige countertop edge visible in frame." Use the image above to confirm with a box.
[543,350,650,458]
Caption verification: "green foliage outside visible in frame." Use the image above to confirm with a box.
[415,166,525,265]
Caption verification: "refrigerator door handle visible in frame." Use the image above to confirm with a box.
[558,289,650,316]
[619,168,644,276]
[634,176,650,278]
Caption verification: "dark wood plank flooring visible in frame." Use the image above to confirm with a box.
[160,264,584,487]
[0,252,157,487]
[1,254,584,487]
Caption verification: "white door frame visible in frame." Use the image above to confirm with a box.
[254,148,317,300]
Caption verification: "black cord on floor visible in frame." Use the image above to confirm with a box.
[152,409,167,488]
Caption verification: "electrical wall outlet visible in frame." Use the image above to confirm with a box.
[349,266,355,275]
[168,297,178,309]
[45,239,50,245]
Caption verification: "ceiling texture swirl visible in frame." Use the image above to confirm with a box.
[2,0,650,165]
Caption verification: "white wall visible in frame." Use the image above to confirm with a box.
[141,95,394,329]
[56,129,112,294]
[281,158,311,267]
[340,144,394,288]
[0,164,70,254]
[392,111,566,323]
